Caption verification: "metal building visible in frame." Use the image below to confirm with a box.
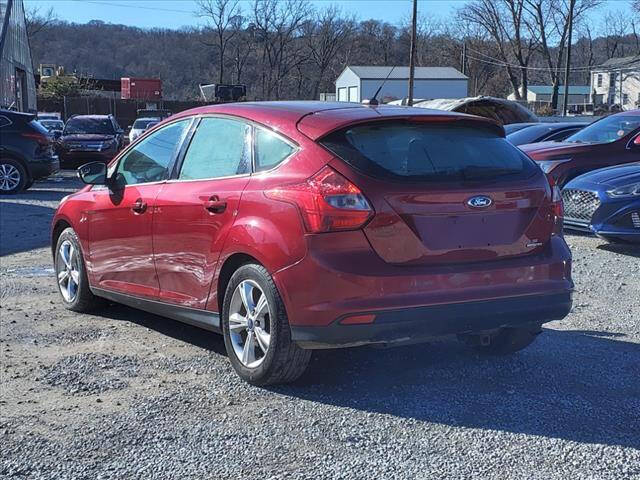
[335,66,468,104]
[0,0,36,112]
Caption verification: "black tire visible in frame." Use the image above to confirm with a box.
[54,227,105,312]
[472,325,541,355]
[222,263,311,386]
[0,158,27,194]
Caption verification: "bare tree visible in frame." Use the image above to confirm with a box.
[252,0,311,99]
[25,5,57,41]
[600,10,631,58]
[304,6,355,100]
[525,0,600,109]
[459,0,539,100]
[197,0,241,84]
[229,19,254,84]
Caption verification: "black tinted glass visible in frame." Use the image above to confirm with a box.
[64,118,115,135]
[321,122,536,183]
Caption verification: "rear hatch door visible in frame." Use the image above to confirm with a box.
[320,119,554,265]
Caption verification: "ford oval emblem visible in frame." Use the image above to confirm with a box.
[467,195,493,208]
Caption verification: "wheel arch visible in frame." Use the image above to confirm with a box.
[51,218,72,258]
[214,252,264,313]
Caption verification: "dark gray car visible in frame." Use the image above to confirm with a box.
[506,122,586,146]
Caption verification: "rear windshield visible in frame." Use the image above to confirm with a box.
[320,122,537,183]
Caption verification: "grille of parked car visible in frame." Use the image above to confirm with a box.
[68,143,103,151]
[562,189,600,228]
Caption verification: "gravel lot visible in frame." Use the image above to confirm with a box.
[1,173,639,479]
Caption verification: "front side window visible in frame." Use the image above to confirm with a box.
[565,115,640,144]
[115,119,189,186]
[255,128,294,172]
[179,117,251,180]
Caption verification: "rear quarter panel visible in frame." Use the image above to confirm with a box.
[205,138,331,311]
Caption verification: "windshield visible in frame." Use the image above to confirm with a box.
[133,118,160,129]
[321,122,537,183]
[565,115,640,144]
[64,117,114,135]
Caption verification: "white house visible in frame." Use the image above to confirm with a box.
[334,66,468,103]
[507,85,591,106]
[591,56,640,109]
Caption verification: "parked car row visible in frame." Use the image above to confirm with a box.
[513,111,640,244]
[0,110,166,193]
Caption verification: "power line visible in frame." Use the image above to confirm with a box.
[465,45,594,71]
[78,0,195,14]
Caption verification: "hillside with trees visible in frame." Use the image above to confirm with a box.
[27,0,640,104]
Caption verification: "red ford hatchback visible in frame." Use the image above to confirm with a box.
[51,102,573,385]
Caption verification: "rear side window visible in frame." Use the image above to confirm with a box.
[0,116,11,128]
[179,117,251,180]
[320,122,537,182]
[254,127,294,172]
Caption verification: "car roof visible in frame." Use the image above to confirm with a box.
[612,109,640,117]
[171,101,500,140]
[69,115,111,119]
[0,109,35,121]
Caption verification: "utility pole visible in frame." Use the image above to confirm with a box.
[461,41,466,76]
[562,0,575,116]
[408,0,418,106]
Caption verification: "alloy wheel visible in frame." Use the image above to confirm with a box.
[228,280,272,368]
[56,240,80,302]
[0,163,21,191]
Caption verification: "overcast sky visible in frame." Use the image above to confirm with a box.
[25,0,635,30]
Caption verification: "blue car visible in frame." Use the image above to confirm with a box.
[562,163,640,243]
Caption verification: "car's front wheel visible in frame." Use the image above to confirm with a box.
[54,227,105,312]
[222,264,311,386]
[0,159,27,194]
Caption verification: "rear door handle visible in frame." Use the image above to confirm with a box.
[131,198,147,214]
[205,195,227,214]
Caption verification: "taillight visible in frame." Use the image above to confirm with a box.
[549,177,564,236]
[265,165,374,233]
[21,131,50,146]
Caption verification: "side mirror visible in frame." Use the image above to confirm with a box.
[78,161,107,185]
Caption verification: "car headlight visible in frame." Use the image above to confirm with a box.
[606,182,640,198]
[537,158,572,174]
[101,139,116,149]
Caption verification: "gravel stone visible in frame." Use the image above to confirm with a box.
[1,173,639,479]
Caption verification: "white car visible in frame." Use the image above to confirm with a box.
[128,117,160,143]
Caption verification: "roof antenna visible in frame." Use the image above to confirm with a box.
[362,66,396,106]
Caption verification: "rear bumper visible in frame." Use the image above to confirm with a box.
[28,155,60,180]
[273,232,573,348]
[291,291,572,349]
